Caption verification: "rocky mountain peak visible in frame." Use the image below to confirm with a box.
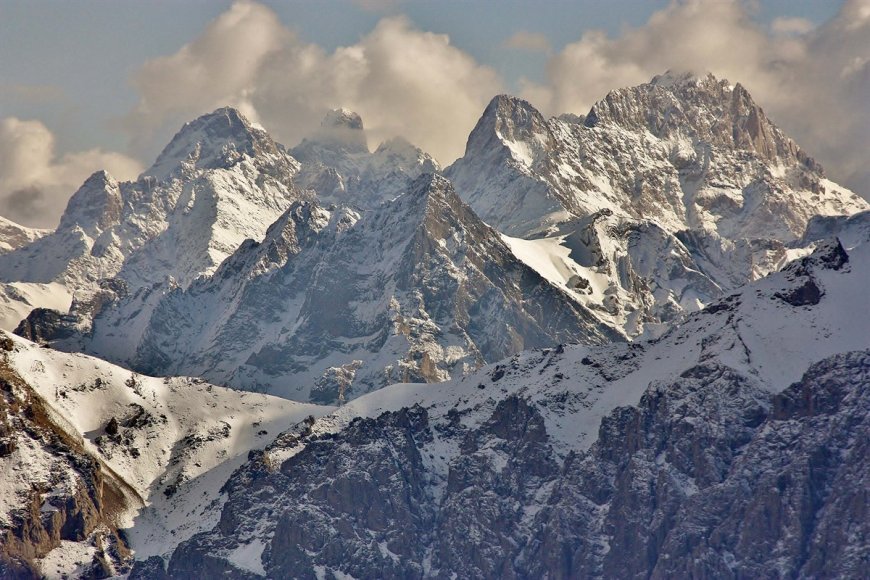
[294,108,369,158]
[649,69,719,89]
[373,136,440,173]
[401,172,456,214]
[291,115,440,209]
[143,106,282,181]
[585,71,818,170]
[322,107,364,131]
[464,94,553,166]
[57,169,122,234]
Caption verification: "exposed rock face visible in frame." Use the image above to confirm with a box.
[0,329,330,577]
[530,351,869,579]
[52,174,619,402]
[122,235,870,578]
[13,308,78,343]
[57,171,124,236]
[145,350,869,579]
[772,238,849,306]
[448,72,865,241]
[801,208,870,250]
[0,354,137,578]
[6,229,870,578]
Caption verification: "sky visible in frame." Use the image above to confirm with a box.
[0,0,867,227]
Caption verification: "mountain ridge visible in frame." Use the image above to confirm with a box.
[43,173,620,403]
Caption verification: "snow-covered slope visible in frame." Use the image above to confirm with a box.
[38,174,620,403]
[446,73,868,337]
[146,233,870,578]
[291,108,440,209]
[0,331,329,576]
[0,108,303,330]
[0,216,47,253]
[0,200,68,335]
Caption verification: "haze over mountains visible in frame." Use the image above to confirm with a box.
[0,72,868,578]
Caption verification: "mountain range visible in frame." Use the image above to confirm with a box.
[0,71,867,578]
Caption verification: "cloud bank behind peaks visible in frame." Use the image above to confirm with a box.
[125,0,867,196]
[123,0,502,166]
[0,118,142,228]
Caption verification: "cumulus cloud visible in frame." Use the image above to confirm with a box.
[0,117,142,228]
[502,31,552,53]
[123,0,288,158]
[123,1,502,165]
[524,0,870,196]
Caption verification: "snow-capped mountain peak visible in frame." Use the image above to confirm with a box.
[143,106,289,181]
[585,71,819,172]
[446,72,868,337]
[372,136,439,173]
[56,170,123,236]
[465,94,554,167]
[322,107,364,131]
[293,108,369,159]
[290,109,440,209]
[648,68,718,88]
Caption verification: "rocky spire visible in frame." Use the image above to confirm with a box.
[57,170,123,235]
[462,94,554,164]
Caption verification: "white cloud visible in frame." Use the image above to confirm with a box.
[524,0,870,196]
[502,31,552,53]
[0,117,142,228]
[123,1,502,165]
[123,0,288,158]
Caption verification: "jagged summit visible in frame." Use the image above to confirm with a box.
[585,71,820,170]
[0,105,303,317]
[464,94,553,164]
[377,172,463,231]
[482,94,540,120]
[322,108,364,131]
[290,110,440,209]
[143,106,285,180]
[447,73,868,337]
[449,72,866,240]
[41,161,617,402]
[649,69,720,88]
[57,170,122,235]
